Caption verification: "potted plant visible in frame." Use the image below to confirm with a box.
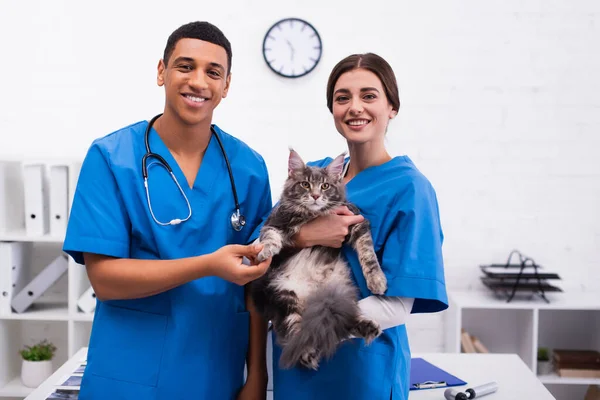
[19,340,57,388]
[537,347,553,375]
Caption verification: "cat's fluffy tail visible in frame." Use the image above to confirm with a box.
[279,284,358,369]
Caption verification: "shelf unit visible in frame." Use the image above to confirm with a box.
[0,161,93,399]
[445,290,600,400]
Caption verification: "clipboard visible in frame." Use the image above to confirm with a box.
[410,357,467,390]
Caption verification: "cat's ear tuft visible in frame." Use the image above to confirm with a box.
[288,148,306,176]
[327,152,346,181]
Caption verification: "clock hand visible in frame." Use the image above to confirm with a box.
[286,40,295,61]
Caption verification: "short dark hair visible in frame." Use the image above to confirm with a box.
[163,21,232,75]
[326,53,400,113]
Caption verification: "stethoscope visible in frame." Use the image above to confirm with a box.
[142,113,246,231]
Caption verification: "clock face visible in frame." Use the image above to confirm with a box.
[262,18,323,78]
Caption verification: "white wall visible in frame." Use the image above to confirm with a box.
[1,0,599,352]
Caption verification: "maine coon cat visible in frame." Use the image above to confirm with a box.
[250,149,388,370]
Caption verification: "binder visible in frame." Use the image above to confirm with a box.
[11,254,68,313]
[67,162,82,212]
[77,286,97,313]
[410,357,467,390]
[22,163,50,236]
[0,161,25,234]
[0,242,32,315]
[49,164,69,237]
[461,329,476,353]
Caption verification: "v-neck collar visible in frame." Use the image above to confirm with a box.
[148,123,222,196]
[343,157,401,190]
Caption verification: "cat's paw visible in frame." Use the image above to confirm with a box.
[354,318,382,345]
[299,348,321,371]
[366,271,387,295]
[257,243,281,262]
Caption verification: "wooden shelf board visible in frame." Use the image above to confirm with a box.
[538,371,600,385]
[0,231,64,243]
[0,302,69,321]
[0,376,34,397]
[451,290,600,311]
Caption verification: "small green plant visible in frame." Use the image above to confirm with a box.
[19,340,57,362]
[537,347,550,361]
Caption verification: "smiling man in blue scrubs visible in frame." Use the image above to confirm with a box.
[63,22,272,399]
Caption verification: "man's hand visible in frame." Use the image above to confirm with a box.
[208,244,271,285]
[294,206,365,248]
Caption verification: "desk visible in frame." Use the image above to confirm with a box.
[408,353,555,399]
[26,348,554,399]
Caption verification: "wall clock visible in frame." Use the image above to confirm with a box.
[262,18,323,78]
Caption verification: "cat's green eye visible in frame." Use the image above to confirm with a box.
[301,181,310,189]
[321,183,330,190]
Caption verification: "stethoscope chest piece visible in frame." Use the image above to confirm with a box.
[231,209,246,232]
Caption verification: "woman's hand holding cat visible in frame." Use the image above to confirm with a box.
[209,244,272,285]
[294,206,365,248]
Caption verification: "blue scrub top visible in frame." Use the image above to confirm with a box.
[271,156,448,400]
[63,120,271,399]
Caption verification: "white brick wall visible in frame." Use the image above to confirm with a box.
[1,0,598,352]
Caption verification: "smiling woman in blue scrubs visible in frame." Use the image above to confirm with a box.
[269,53,449,400]
[63,22,272,399]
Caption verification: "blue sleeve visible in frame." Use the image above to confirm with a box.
[63,143,131,265]
[380,178,448,314]
[247,160,273,244]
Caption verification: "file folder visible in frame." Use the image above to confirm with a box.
[77,285,97,313]
[49,164,69,237]
[11,254,68,313]
[0,161,25,234]
[67,161,82,211]
[0,242,32,315]
[22,163,50,236]
[410,357,467,390]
